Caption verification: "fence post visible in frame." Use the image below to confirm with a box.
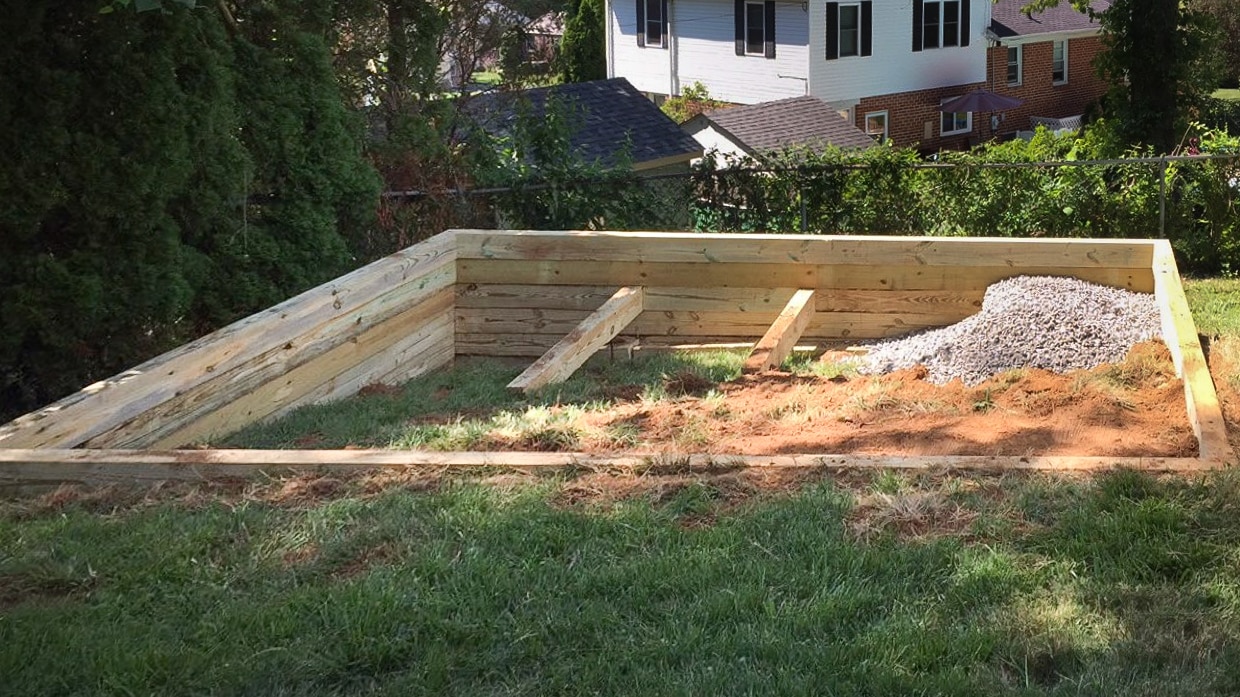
[1159,157,1167,238]
[800,184,808,232]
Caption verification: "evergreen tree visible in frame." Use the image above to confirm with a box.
[559,0,605,83]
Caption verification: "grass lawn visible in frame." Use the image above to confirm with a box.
[1211,88,1240,101]
[2,280,1239,695]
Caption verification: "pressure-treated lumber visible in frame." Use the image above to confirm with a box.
[0,449,1214,487]
[0,231,457,450]
[744,289,817,373]
[1152,241,1230,463]
[452,230,1157,268]
[457,259,1154,293]
[458,284,986,315]
[508,286,645,393]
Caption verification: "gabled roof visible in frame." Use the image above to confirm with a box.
[469,78,702,170]
[686,96,877,155]
[989,0,1110,39]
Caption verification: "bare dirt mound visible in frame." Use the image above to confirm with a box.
[569,341,1194,458]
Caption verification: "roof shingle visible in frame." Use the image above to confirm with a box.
[693,96,877,155]
[469,78,702,168]
[989,0,1110,39]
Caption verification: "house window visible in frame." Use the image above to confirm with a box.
[1052,40,1067,84]
[864,111,888,141]
[840,4,860,56]
[635,0,668,48]
[912,0,970,52]
[826,1,872,60]
[940,99,971,136]
[734,0,776,59]
[1006,45,1022,86]
[746,2,765,54]
[646,0,663,45]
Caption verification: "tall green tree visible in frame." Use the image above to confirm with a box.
[1027,0,1221,153]
[0,0,379,420]
[559,0,605,83]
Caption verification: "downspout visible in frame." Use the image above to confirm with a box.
[606,0,615,78]
[669,0,679,95]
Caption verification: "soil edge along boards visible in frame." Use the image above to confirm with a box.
[0,231,1226,484]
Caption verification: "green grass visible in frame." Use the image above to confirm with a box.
[1185,277,1240,337]
[217,350,746,450]
[5,470,1240,694]
[1211,88,1240,101]
[2,279,1238,694]
[470,71,502,86]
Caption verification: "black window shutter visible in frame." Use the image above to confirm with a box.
[661,0,669,47]
[826,2,839,60]
[637,0,646,47]
[861,1,872,56]
[764,0,776,59]
[960,0,970,46]
[912,0,923,52]
[734,0,745,55]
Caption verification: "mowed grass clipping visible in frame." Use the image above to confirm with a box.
[6,469,1240,695]
[2,278,1238,695]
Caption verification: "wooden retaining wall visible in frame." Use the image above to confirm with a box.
[453,230,1157,355]
[0,232,457,451]
[0,229,1229,483]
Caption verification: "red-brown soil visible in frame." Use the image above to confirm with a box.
[531,341,1196,458]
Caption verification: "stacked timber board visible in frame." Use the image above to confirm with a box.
[0,233,457,451]
[453,230,1157,355]
[0,230,1229,480]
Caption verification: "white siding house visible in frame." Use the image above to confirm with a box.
[608,0,809,104]
[807,0,988,109]
[608,0,991,147]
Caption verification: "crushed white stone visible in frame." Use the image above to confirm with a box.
[857,275,1163,386]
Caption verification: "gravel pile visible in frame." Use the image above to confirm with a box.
[858,275,1163,385]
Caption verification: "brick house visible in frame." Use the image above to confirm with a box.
[605,0,1112,152]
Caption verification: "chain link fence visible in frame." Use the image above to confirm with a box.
[375,153,1240,274]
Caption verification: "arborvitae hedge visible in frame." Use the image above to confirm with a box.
[0,2,379,421]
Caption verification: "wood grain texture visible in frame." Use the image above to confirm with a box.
[85,265,455,449]
[0,449,1213,487]
[457,284,986,315]
[452,230,1157,268]
[152,295,455,448]
[457,308,961,341]
[744,289,817,373]
[1152,242,1230,464]
[457,259,1154,292]
[0,231,457,449]
[508,287,644,393]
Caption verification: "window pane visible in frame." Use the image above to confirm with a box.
[646,0,661,42]
[746,3,765,54]
[942,1,958,47]
[922,3,940,49]
[840,5,859,56]
[1052,41,1066,81]
[1007,46,1020,84]
[865,113,886,140]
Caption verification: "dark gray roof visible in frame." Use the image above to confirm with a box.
[690,96,876,154]
[469,78,701,168]
[990,0,1109,39]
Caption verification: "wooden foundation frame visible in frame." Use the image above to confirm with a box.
[0,231,1229,486]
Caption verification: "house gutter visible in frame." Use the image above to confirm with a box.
[605,0,615,78]
[669,0,680,96]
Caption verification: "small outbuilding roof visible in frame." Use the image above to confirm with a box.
[989,0,1110,39]
[469,78,702,171]
[684,96,877,156]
